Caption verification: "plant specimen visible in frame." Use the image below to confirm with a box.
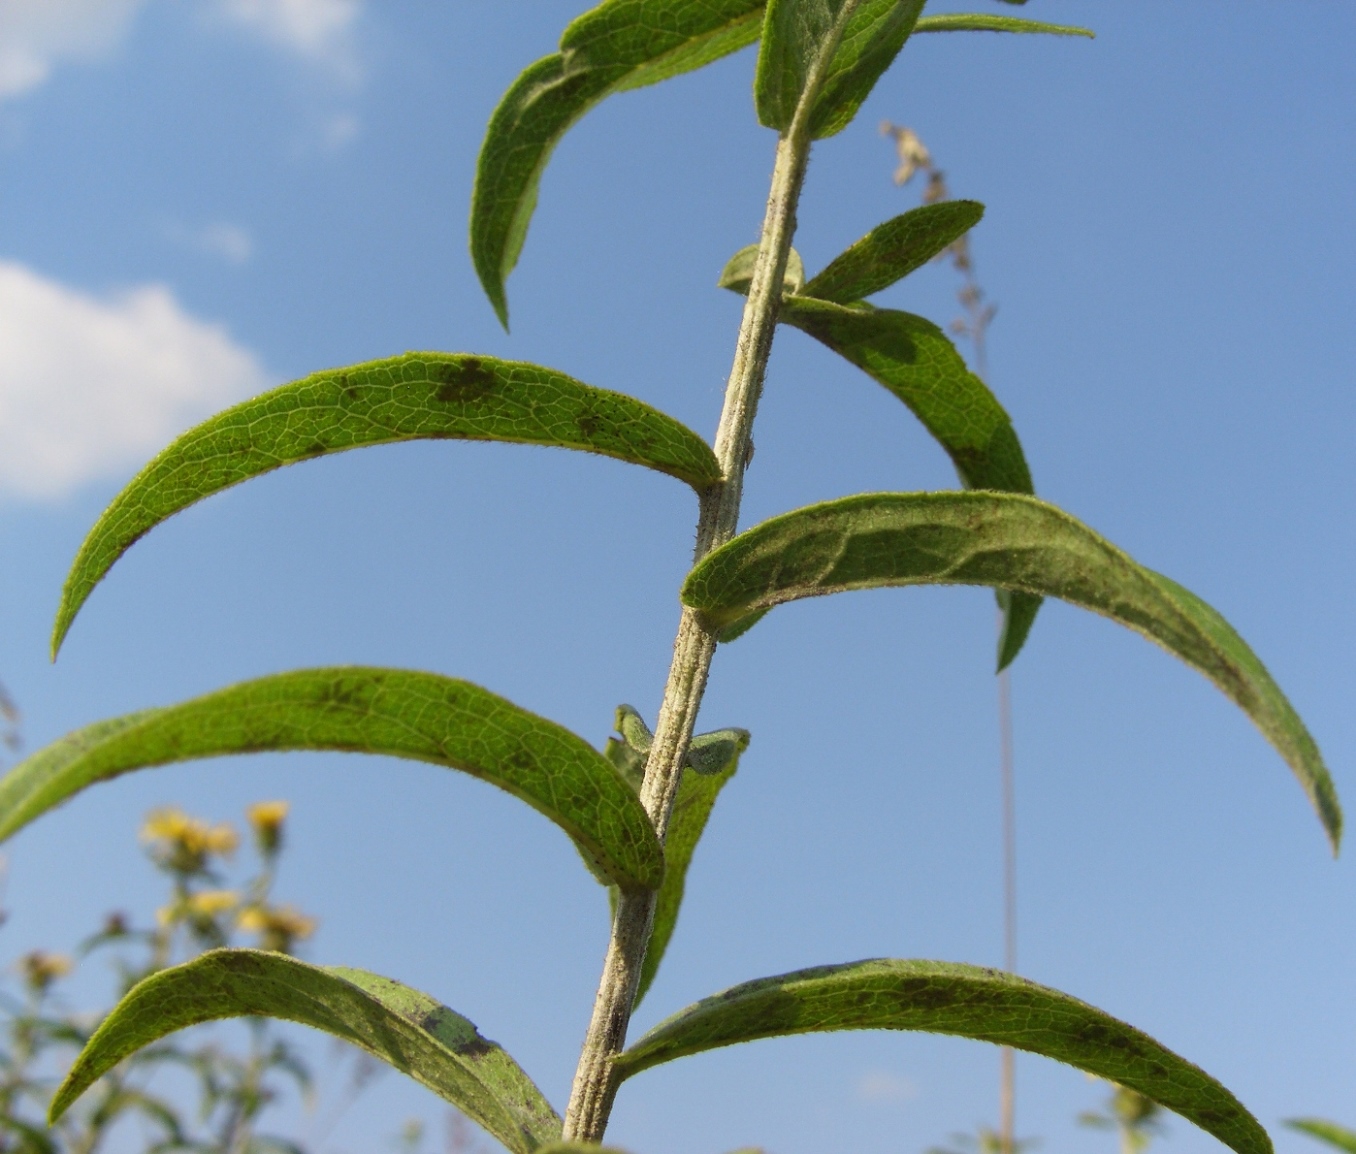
[0,4,1340,1153]
[0,802,324,1154]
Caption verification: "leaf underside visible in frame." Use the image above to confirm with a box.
[471,0,764,325]
[756,0,926,139]
[724,247,1042,667]
[616,959,1270,1154]
[600,707,747,1002]
[913,14,1094,38]
[681,491,1339,849]
[0,667,665,890]
[53,352,719,656]
[634,751,744,1006]
[1287,1121,1356,1154]
[51,950,561,1154]
[784,297,1043,666]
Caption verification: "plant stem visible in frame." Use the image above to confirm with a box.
[560,8,864,1134]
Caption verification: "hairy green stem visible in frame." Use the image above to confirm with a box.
[561,7,865,1139]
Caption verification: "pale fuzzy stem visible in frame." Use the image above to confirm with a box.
[999,622,1017,1154]
[560,6,866,1138]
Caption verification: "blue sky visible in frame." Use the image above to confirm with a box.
[0,3,1353,1153]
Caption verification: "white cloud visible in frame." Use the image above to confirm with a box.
[0,0,147,99]
[0,0,366,104]
[217,0,363,75]
[0,260,267,499]
[856,1070,918,1104]
[165,220,255,265]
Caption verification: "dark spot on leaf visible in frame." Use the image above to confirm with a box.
[434,358,496,404]
[576,413,600,439]
[453,1033,494,1058]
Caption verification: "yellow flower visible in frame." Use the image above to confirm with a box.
[239,904,317,954]
[140,807,238,873]
[19,950,72,992]
[246,800,289,855]
[187,889,239,917]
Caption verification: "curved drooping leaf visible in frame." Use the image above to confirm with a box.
[471,0,764,325]
[53,352,719,655]
[50,950,561,1154]
[614,960,1270,1154]
[783,296,1040,667]
[681,491,1340,849]
[801,201,984,304]
[600,705,748,1006]
[756,0,925,139]
[913,14,1094,38]
[1287,1121,1356,1154]
[0,668,665,890]
[780,300,1030,494]
[720,242,1040,666]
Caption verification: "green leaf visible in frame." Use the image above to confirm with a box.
[598,706,747,1002]
[50,950,561,1154]
[471,0,764,326]
[615,960,1270,1154]
[536,1145,632,1154]
[780,299,1031,494]
[717,244,806,295]
[808,0,927,138]
[634,735,746,1007]
[801,201,984,304]
[53,352,719,656]
[1287,1121,1356,1154]
[755,0,845,132]
[756,0,925,138]
[721,237,1040,666]
[681,491,1340,849]
[0,667,665,890]
[779,296,1041,668]
[914,14,1094,38]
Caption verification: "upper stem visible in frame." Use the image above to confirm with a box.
[561,5,863,1138]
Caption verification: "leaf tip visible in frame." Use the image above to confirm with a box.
[48,1077,81,1125]
[50,605,74,663]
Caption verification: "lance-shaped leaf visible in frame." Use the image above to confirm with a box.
[51,950,561,1154]
[471,0,764,326]
[785,295,1040,667]
[721,244,1040,666]
[682,490,1340,848]
[913,14,1094,38]
[0,668,665,890]
[601,706,749,1006]
[801,201,984,304]
[1288,1121,1356,1154]
[53,352,719,656]
[780,300,1031,495]
[756,0,925,138]
[614,959,1270,1154]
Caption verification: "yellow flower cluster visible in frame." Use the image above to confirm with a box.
[141,807,239,874]
[19,949,72,992]
[246,799,289,855]
[239,904,316,954]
